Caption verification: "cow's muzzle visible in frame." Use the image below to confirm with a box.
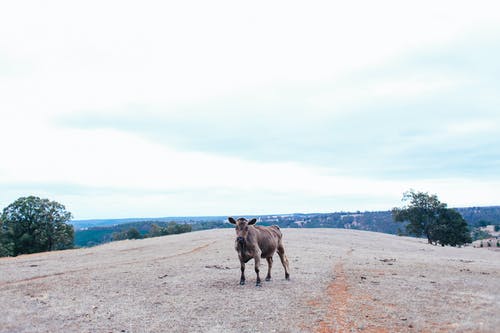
[236,236,244,244]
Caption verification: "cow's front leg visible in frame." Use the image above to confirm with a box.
[240,261,246,285]
[254,254,262,287]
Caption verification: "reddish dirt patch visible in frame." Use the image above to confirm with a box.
[315,261,351,333]
[314,261,391,333]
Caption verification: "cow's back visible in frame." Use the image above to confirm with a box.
[254,225,281,258]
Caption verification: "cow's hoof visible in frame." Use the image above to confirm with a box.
[240,280,245,285]
[256,281,262,287]
[265,277,271,282]
[285,274,290,281]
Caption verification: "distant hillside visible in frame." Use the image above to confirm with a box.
[455,206,500,225]
[73,206,500,247]
[257,206,500,233]
[71,216,225,230]
[252,211,399,234]
[73,219,230,247]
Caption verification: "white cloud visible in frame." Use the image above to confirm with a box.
[2,1,497,112]
[446,120,498,135]
[0,120,397,196]
[1,1,500,217]
[370,76,459,98]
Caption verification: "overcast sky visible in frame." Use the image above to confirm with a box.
[1,1,500,219]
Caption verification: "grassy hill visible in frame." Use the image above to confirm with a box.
[1,229,499,332]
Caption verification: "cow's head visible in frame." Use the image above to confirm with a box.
[228,217,257,244]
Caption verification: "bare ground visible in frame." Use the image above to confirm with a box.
[1,229,499,333]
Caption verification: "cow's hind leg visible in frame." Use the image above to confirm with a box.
[265,257,273,281]
[277,243,290,280]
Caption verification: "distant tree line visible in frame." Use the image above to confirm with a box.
[73,204,500,247]
[4,192,494,254]
[74,220,196,246]
[111,222,192,241]
[456,206,500,226]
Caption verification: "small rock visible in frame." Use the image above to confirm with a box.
[379,258,396,263]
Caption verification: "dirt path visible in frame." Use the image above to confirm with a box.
[1,229,499,332]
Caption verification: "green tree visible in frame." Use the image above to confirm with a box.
[477,220,490,227]
[111,230,127,241]
[471,228,491,241]
[112,227,143,241]
[0,217,14,256]
[148,224,164,237]
[392,190,446,244]
[165,222,192,235]
[392,190,471,246]
[431,208,472,246]
[166,221,177,235]
[1,196,74,256]
[126,227,142,239]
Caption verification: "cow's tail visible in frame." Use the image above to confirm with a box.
[272,225,282,237]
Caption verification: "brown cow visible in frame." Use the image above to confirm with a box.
[229,217,290,286]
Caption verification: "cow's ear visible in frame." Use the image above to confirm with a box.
[228,217,237,224]
[248,218,257,225]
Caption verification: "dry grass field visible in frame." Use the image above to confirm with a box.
[1,228,499,333]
